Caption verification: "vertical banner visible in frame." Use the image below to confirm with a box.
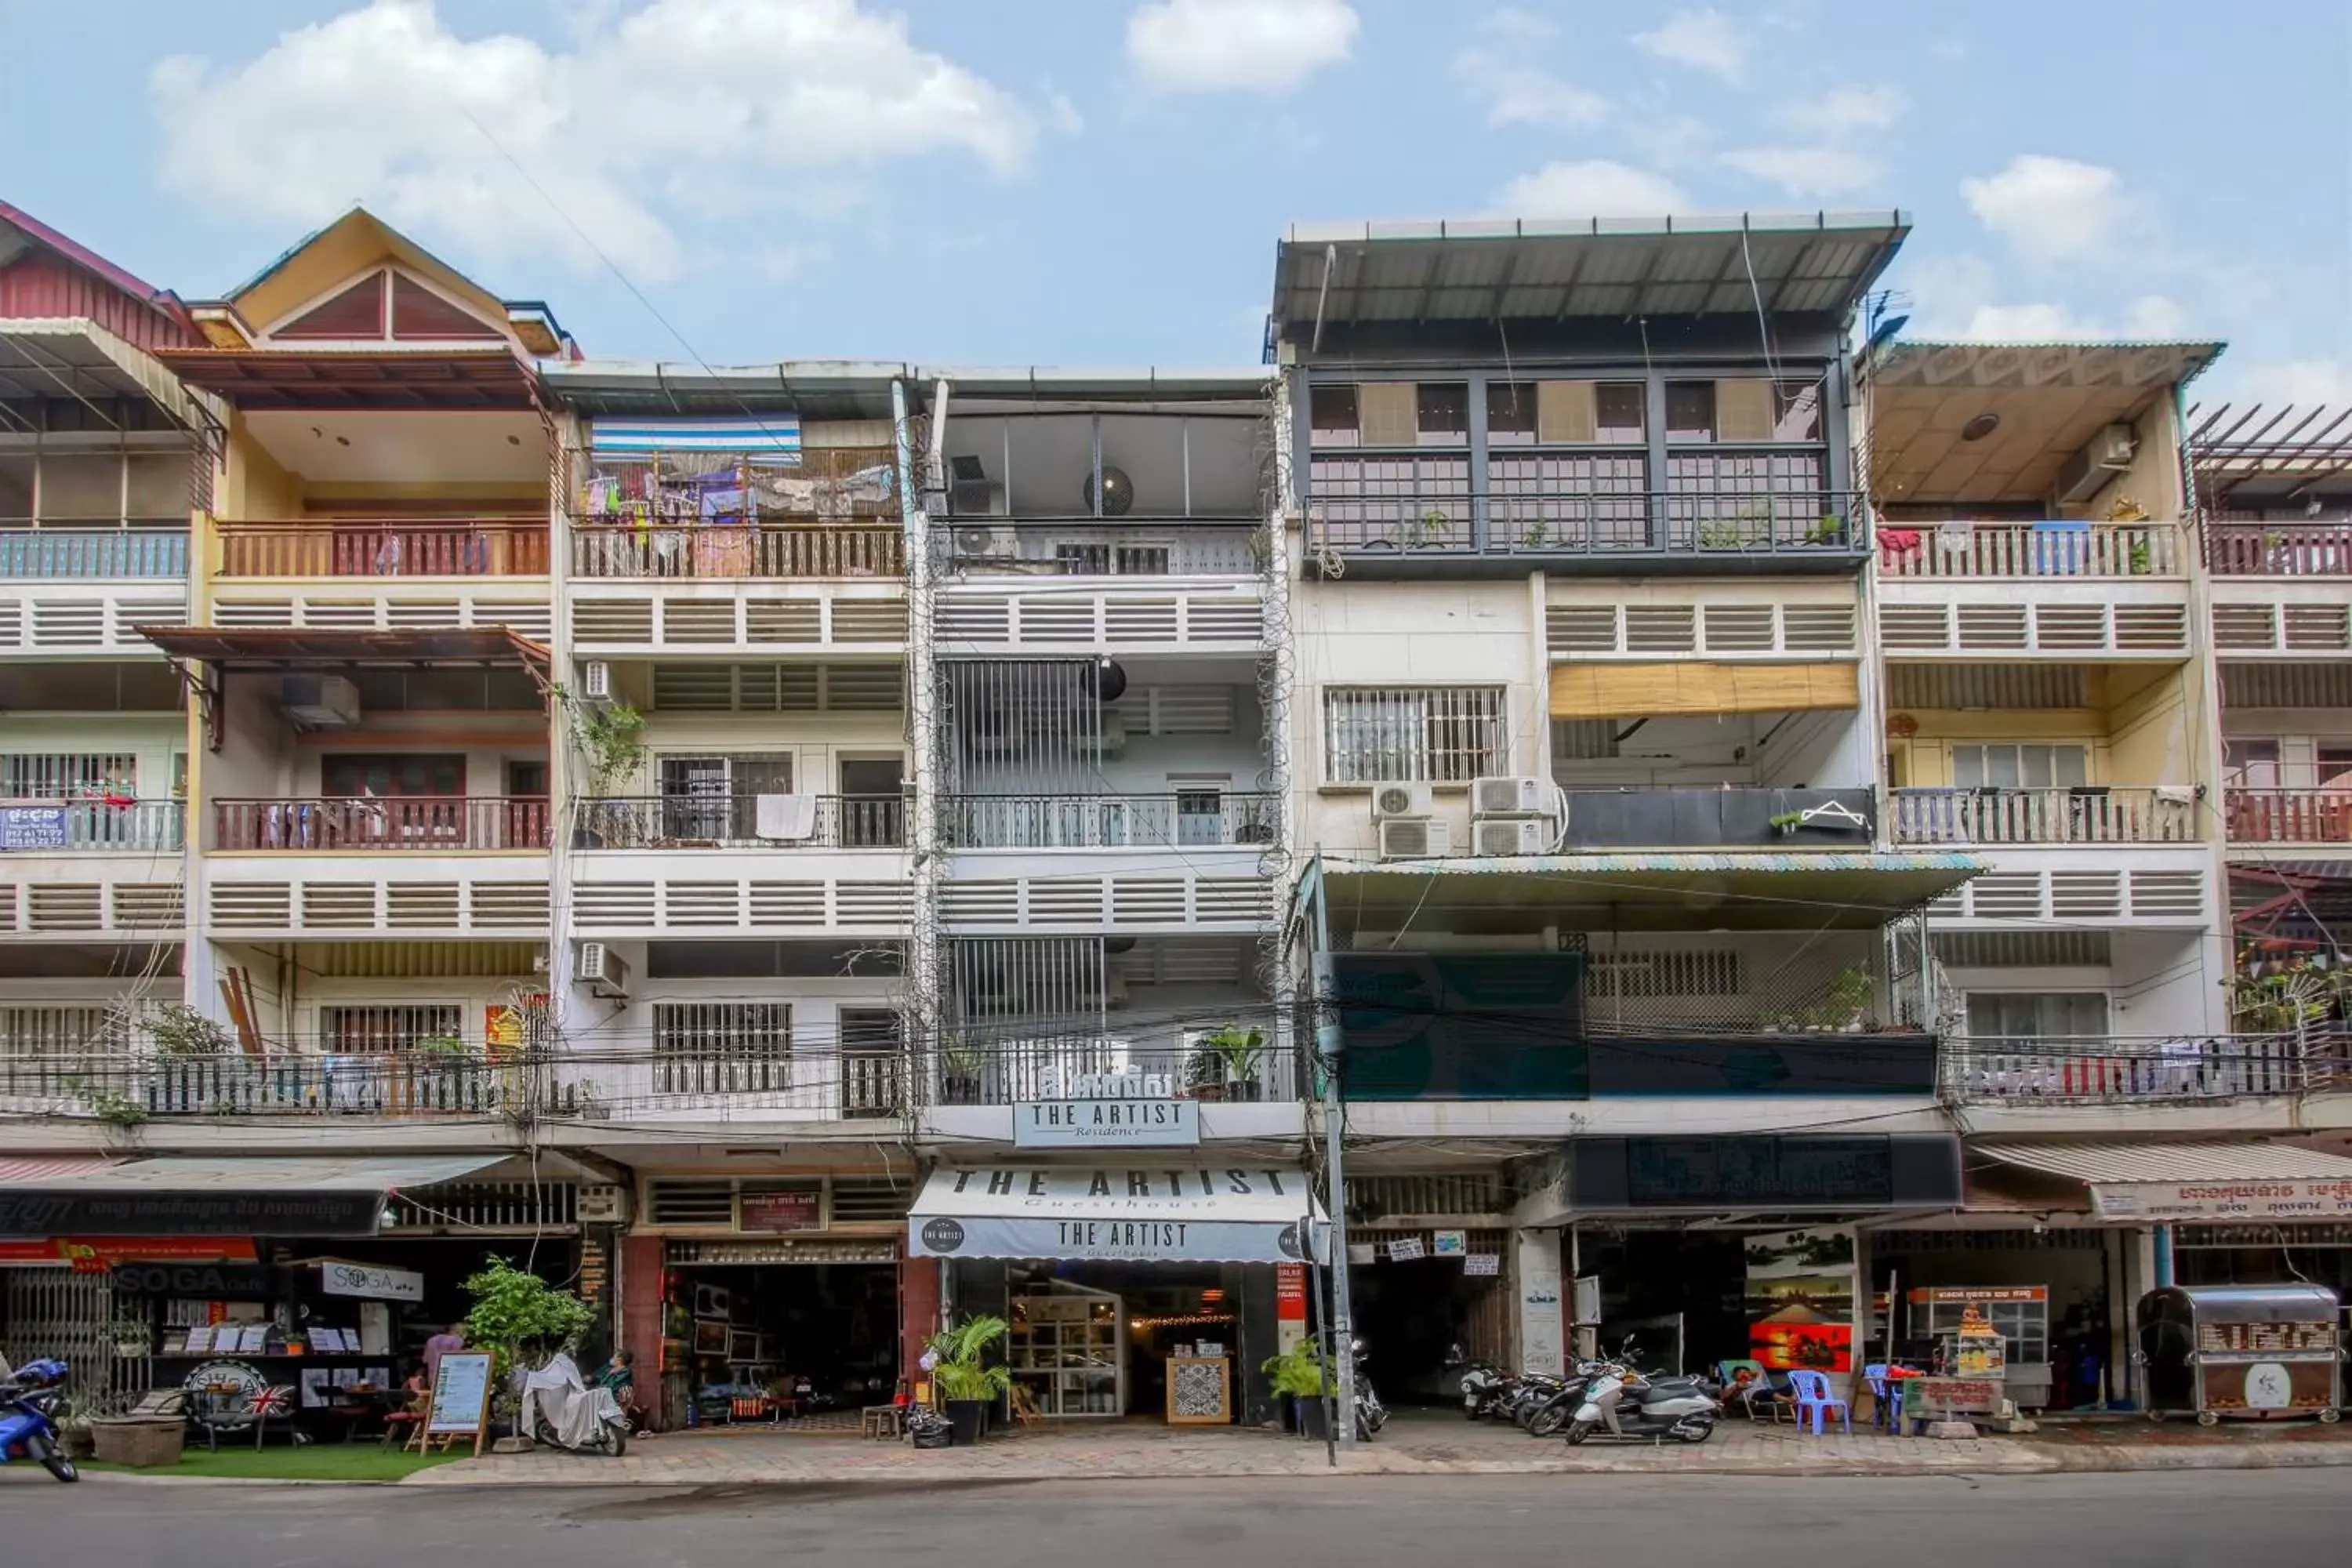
[1515,1229,1564,1376]
[1276,1262,1308,1355]
[1744,1227,1858,1374]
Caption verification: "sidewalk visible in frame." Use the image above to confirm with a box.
[401,1408,2352,1487]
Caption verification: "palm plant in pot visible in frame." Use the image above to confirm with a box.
[927,1314,1012,1445]
[1261,1341,1329,1437]
[1187,1025,1266,1102]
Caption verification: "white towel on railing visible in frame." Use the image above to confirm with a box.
[755,793,817,841]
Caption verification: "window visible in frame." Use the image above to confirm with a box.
[1951,745,2089,790]
[1323,687,1508,783]
[1486,383,1538,446]
[2223,739,2281,789]
[2320,748,2352,789]
[1594,383,1646,444]
[654,1002,792,1094]
[1773,379,1825,442]
[1665,382,1716,441]
[658,753,793,840]
[1552,719,1621,762]
[321,754,465,797]
[1965,993,2109,1041]
[1174,786,1227,846]
[319,1004,466,1053]
[2,753,135,799]
[1416,383,1470,446]
[0,1006,127,1058]
[1310,383,1360,448]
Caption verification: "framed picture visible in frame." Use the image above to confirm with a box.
[695,1319,730,1356]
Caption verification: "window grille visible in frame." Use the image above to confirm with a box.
[1323,687,1507,783]
[1552,719,1621,761]
[654,1002,791,1094]
[0,1006,127,1057]
[2,753,136,798]
[319,1004,466,1052]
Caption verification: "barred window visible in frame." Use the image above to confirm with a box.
[319,1004,465,1053]
[0,1006,128,1058]
[654,1002,792,1094]
[1323,687,1508,784]
[2,753,136,798]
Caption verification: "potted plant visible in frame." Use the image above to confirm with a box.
[938,1037,989,1105]
[1820,964,1876,1033]
[927,1315,1012,1446]
[1189,1025,1266,1102]
[463,1255,596,1437]
[1262,1342,1329,1437]
[145,1003,234,1058]
[110,1309,154,1359]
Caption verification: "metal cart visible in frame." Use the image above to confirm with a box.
[2136,1284,2343,1425]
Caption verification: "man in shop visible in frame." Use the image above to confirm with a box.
[423,1321,467,1385]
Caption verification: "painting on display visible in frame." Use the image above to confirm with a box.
[1743,1227,1857,1374]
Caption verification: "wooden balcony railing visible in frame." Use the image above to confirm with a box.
[568,522,902,579]
[1893,786,2194,845]
[2226,788,2352,844]
[1879,521,2183,579]
[213,797,551,851]
[214,518,550,578]
[0,527,187,579]
[2205,521,2352,577]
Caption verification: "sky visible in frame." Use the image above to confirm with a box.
[2,0,2346,405]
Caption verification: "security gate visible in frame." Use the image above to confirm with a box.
[2,1269,140,1413]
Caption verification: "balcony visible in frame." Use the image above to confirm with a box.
[2226,789,2352,845]
[2206,521,2352,577]
[575,1049,906,1122]
[921,1030,1304,1109]
[1305,485,1866,578]
[1893,787,2195,846]
[0,1050,578,1119]
[942,793,1278,851]
[0,800,183,854]
[1555,788,1875,850]
[212,797,551,852]
[213,519,550,578]
[1879,521,2184,579]
[1338,1029,1940,1100]
[938,521,1261,579]
[575,794,905,850]
[570,522,902,580]
[0,528,188,579]
[1940,1033,2321,1105]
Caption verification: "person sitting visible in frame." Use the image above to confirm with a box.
[598,1348,651,1436]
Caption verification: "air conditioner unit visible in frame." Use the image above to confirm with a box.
[953,525,1018,561]
[1474,817,1554,856]
[576,1183,631,1225]
[1472,775,1557,818]
[280,673,360,728]
[576,941,630,1000]
[1377,816,1452,860]
[1370,781,1435,822]
[2055,423,2138,502]
[579,660,615,702]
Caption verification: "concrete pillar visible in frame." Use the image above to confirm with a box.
[618,1232,665,1426]
[898,1254,942,1392]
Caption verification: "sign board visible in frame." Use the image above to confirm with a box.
[0,805,68,850]
[1276,1262,1308,1354]
[1432,1229,1466,1256]
[1517,1232,1564,1376]
[907,1166,1314,1264]
[1386,1235,1426,1261]
[1014,1098,1200,1149]
[321,1260,425,1301]
[1463,1253,1500,1277]
[0,1189,383,1238]
[426,1350,495,1454]
[1744,1227,1858,1374]
[2092,1179,2352,1223]
[739,1189,823,1233]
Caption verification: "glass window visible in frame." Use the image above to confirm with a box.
[1595,383,1647,444]
[1664,383,1715,441]
[1773,379,1825,442]
[2222,739,2281,789]
[1486,382,1537,446]
[1309,383,1359,448]
[1966,992,2108,1040]
[1323,686,1507,783]
[1952,745,2088,790]
[1416,383,1470,445]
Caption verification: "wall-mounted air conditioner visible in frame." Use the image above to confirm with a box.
[576,1183,631,1225]
[1377,817,1452,860]
[1370,781,1435,822]
[953,526,1018,561]
[576,941,630,1000]
[2055,423,2137,502]
[1472,775,1556,818]
[281,674,361,728]
[1473,818,1553,857]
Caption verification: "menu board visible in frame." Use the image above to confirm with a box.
[426,1351,495,1453]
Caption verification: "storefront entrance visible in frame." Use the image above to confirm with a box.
[1000,1261,1259,1421]
[1346,1233,1511,1403]
[658,1242,902,1428]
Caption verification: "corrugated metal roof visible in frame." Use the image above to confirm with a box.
[1975,1142,2352,1185]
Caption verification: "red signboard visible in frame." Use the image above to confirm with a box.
[1276,1263,1308,1322]
[0,1237,260,1268]
[739,1190,823,1234]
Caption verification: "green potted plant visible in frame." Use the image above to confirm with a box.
[110,1308,154,1359]
[1262,1341,1329,1437]
[463,1256,595,1436]
[1188,1025,1266,1102]
[145,1003,233,1058]
[927,1315,1012,1446]
[561,686,647,848]
[938,1037,989,1105]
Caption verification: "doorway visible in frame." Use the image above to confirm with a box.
[838,757,905,847]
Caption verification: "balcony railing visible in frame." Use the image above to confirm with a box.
[925,1033,1303,1106]
[2226,789,2352,844]
[1879,521,2183,579]
[937,522,1262,578]
[2205,521,2352,577]
[1555,788,1875,850]
[569,522,902,579]
[575,794,904,850]
[214,519,550,578]
[940,793,1279,850]
[1892,787,2194,845]
[213,797,551,851]
[1940,1033,2318,1104]
[1308,488,1863,560]
[0,527,188,579]
[579,1050,906,1119]
[0,800,183,853]
[0,1051,574,1117]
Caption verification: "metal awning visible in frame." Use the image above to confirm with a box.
[0,319,221,432]
[2189,402,2352,501]
[135,625,550,671]
[151,348,535,409]
[0,1153,507,1236]
[1973,1141,2352,1224]
[907,1165,1319,1264]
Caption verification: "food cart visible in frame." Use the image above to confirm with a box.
[2136,1284,2344,1425]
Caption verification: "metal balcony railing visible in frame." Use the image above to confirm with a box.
[569,522,902,579]
[1878,521,2183,579]
[1308,488,1863,559]
[577,1049,906,1119]
[0,1051,574,1118]
[1940,1033,2318,1104]
[1891,786,2194,845]
[0,799,183,853]
[575,794,905,849]
[936,521,1264,577]
[213,797,551,851]
[2205,521,2352,577]
[2226,789,2352,844]
[213,519,550,578]
[924,1033,1303,1106]
[0,527,188,579]
[1555,787,1875,849]
[939,793,1279,850]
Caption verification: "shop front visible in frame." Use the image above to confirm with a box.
[906,1164,1319,1426]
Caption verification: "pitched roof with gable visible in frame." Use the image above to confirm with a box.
[0,200,200,351]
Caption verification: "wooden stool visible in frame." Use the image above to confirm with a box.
[862,1405,904,1440]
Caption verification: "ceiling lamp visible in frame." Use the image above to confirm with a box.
[1960,412,2002,442]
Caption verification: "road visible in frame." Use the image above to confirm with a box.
[1,1472,2343,1563]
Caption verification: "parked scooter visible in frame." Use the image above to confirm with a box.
[1448,1344,1517,1422]
[520,1352,632,1457]
[1348,1338,1388,1441]
[0,1358,78,1482]
[1522,1359,1616,1437]
[1563,1363,1719,1446]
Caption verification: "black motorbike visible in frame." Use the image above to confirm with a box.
[1449,1345,1517,1422]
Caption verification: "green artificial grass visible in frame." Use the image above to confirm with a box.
[82,1441,471,1482]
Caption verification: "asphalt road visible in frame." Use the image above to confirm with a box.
[2,1472,2340,1563]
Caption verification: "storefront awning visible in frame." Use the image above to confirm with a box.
[907,1166,1319,1264]
[1973,1142,2352,1224]
[0,1154,507,1237]
[135,625,550,672]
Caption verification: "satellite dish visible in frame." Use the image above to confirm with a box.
[1080,658,1127,702]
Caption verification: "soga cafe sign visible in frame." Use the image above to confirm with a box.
[321,1261,425,1301]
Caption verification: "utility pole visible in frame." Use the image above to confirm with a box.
[1301,856,1355,1452]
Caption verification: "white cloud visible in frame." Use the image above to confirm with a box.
[1721,145,1881,199]
[1778,85,1904,139]
[1125,0,1359,93]
[1494,160,1690,219]
[1947,293,2186,342]
[2228,359,2352,402]
[1452,12,1606,129]
[1046,89,1086,136]
[1959,154,2128,264]
[150,0,1035,283]
[1632,9,1746,83]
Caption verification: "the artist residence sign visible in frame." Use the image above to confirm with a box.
[1014,1069,1200,1149]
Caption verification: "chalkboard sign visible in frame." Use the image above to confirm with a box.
[426,1351,495,1454]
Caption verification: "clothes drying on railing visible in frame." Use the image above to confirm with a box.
[754,793,818,842]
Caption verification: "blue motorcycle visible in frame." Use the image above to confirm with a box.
[0,1359,79,1482]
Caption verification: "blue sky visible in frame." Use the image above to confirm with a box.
[2,1,2345,401]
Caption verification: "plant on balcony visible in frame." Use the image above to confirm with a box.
[410,1033,474,1058]
[146,1003,233,1058]
[62,1076,146,1129]
[1803,514,1846,546]
[1697,501,1771,550]
[938,1036,989,1105]
[2230,959,2349,1036]
[1187,1025,1265,1102]
[1522,519,1552,550]
[556,684,647,847]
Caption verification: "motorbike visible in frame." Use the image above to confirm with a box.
[1348,1338,1388,1441]
[0,1359,78,1482]
[1449,1345,1516,1422]
[1505,1371,1566,1429]
[519,1352,632,1457]
[1562,1363,1719,1446]
[1522,1359,1615,1437]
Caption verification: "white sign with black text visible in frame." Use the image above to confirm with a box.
[320,1260,424,1302]
[1013,1076,1200,1148]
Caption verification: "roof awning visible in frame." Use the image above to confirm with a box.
[1974,1142,2352,1224]
[136,625,550,671]
[151,348,535,409]
[0,319,220,431]
[0,1154,506,1237]
[907,1165,1319,1264]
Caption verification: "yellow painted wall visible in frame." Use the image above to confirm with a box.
[2085,393,2188,519]
[1891,667,2203,788]
[222,423,303,518]
[2108,664,2199,786]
